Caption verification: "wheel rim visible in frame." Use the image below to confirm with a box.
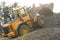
[40,18,44,25]
[21,28,28,35]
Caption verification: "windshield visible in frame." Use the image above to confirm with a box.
[20,9,27,17]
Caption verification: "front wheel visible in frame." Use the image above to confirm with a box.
[18,25,30,36]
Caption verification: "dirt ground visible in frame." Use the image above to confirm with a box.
[0,13,60,40]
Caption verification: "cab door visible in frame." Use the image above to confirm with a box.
[19,8,30,22]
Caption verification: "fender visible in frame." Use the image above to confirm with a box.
[14,21,23,36]
[16,21,23,30]
[14,21,30,36]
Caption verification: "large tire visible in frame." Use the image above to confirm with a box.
[37,16,45,26]
[18,25,30,36]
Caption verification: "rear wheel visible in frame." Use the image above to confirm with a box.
[37,16,45,27]
[18,25,30,36]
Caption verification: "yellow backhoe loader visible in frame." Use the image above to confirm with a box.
[2,6,44,38]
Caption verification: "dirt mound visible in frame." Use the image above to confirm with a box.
[31,3,53,17]
[11,28,60,40]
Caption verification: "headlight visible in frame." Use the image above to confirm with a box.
[37,13,40,16]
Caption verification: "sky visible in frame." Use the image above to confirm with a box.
[0,0,60,13]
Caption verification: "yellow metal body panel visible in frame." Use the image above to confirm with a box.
[22,15,30,22]
[10,16,30,31]
[11,18,20,31]
[9,7,31,31]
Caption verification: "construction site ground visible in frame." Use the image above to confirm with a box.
[0,13,60,40]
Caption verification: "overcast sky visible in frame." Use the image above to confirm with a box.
[0,0,60,13]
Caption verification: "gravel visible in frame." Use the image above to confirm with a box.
[19,28,60,40]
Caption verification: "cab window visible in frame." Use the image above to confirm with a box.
[20,9,27,17]
[13,10,18,19]
[26,7,31,13]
